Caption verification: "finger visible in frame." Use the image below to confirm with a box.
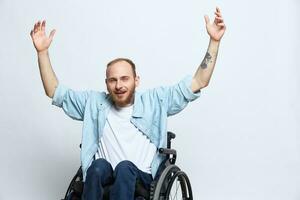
[217,23,226,28]
[215,7,222,16]
[37,21,41,31]
[41,20,46,32]
[215,11,222,18]
[33,22,38,32]
[49,29,56,40]
[215,16,224,23]
[35,21,39,32]
[216,7,222,15]
[215,16,223,21]
[204,15,210,25]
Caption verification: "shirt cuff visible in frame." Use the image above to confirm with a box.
[51,84,69,107]
[178,75,201,101]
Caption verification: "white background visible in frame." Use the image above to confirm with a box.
[0,0,299,199]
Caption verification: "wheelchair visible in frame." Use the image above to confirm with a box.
[62,132,193,200]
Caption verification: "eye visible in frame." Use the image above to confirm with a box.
[107,78,117,84]
[121,76,130,81]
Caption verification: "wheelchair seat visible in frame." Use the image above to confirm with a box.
[62,131,193,200]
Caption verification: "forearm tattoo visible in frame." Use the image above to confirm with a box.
[200,52,212,69]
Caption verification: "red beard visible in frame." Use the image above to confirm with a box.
[110,87,135,107]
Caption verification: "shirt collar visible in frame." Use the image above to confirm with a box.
[132,91,144,118]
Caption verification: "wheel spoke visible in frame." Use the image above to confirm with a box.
[170,177,180,200]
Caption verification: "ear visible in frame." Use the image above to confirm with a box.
[135,76,140,87]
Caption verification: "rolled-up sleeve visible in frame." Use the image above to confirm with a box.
[52,84,69,107]
[51,83,90,121]
[166,75,201,116]
[178,75,201,102]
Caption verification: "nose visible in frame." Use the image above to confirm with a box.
[115,80,123,90]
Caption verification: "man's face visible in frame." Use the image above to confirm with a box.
[105,61,139,107]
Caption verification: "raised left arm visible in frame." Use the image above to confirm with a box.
[192,7,226,92]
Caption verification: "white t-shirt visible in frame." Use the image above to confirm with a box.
[95,104,157,174]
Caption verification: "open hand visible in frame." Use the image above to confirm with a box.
[30,20,56,53]
[204,7,226,42]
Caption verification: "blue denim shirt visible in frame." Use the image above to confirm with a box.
[52,75,200,181]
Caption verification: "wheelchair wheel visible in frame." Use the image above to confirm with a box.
[166,171,193,199]
[152,165,193,200]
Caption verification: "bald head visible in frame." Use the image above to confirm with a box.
[106,58,136,78]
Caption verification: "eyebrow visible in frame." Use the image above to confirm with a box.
[107,76,130,80]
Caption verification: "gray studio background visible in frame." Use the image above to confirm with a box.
[0,0,299,199]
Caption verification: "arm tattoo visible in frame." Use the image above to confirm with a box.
[200,52,212,69]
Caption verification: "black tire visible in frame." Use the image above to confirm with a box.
[152,165,193,200]
[165,171,193,200]
[153,165,180,200]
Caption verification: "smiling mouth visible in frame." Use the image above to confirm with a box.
[115,91,126,96]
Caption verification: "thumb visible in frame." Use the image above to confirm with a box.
[49,29,56,40]
[204,15,210,25]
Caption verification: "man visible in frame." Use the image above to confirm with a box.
[30,7,226,200]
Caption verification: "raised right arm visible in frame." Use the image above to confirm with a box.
[30,20,57,98]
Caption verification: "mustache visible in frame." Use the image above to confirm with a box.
[114,88,127,94]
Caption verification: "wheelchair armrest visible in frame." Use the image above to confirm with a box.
[159,148,177,164]
[159,148,176,156]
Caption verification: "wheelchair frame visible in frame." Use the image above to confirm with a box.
[62,131,193,200]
